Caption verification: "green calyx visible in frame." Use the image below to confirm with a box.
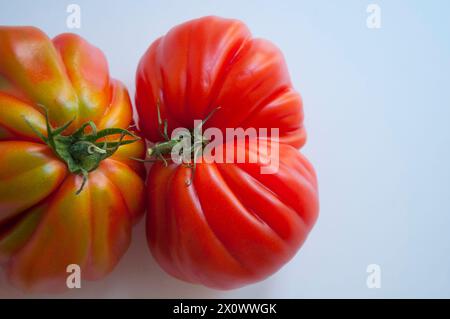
[147,127,210,168]
[139,102,220,186]
[24,106,140,194]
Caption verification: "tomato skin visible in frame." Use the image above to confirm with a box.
[136,16,306,148]
[137,16,318,289]
[146,140,318,289]
[0,27,145,292]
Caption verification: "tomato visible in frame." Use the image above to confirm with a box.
[0,26,145,292]
[136,16,319,289]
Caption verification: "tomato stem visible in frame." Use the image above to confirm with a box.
[145,102,221,186]
[24,105,140,194]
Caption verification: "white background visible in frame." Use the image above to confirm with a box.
[1,0,450,298]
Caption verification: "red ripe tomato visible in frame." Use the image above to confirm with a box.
[0,27,145,292]
[136,16,319,289]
